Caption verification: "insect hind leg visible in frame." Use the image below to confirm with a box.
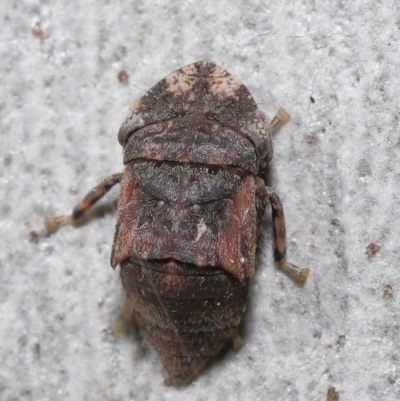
[266,187,309,283]
[111,296,137,337]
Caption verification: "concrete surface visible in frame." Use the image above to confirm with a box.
[1,1,399,400]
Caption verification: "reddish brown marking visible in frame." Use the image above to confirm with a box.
[31,24,44,39]
[118,70,129,83]
[366,242,381,259]
[112,163,256,284]
[383,284,394,300]
[327,386,339,401]
[28,230,40,243]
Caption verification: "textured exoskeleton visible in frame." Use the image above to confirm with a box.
[45,61,308,385]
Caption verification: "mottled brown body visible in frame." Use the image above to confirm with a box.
[45,61,309,385]
[111,157,256,382]
[111,161,257,283]
[120,259,247,382]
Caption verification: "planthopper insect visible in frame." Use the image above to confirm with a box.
[45,61,309,385]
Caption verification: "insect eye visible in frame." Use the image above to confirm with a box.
[118,127,134,146]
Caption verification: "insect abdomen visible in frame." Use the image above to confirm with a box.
[120,258,247,383]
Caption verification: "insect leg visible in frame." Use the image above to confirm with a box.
[45,173,122,233]
[266,187,309,283]
[267,107,290,136]
[231,329,244,349]
[111,296,137,337]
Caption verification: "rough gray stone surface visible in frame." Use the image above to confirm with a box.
[1,1,399,400]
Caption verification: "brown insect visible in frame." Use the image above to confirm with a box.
[45,61,309,385]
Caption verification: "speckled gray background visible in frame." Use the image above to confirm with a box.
[1,1,399,400]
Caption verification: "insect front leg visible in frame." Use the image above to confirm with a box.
[267,107,290,136]
[266,187,309,283]
[45,173,122,233]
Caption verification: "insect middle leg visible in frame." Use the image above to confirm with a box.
[266,187,309,283]
[45,173,122,233]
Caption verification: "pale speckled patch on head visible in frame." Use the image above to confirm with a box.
[129,99,141,112]
[180,63,201,77]
[164,69,197,95]
[245,111,269,141]
[181,62,242,99]
[209,72,242,99]
[119,62,262,158]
